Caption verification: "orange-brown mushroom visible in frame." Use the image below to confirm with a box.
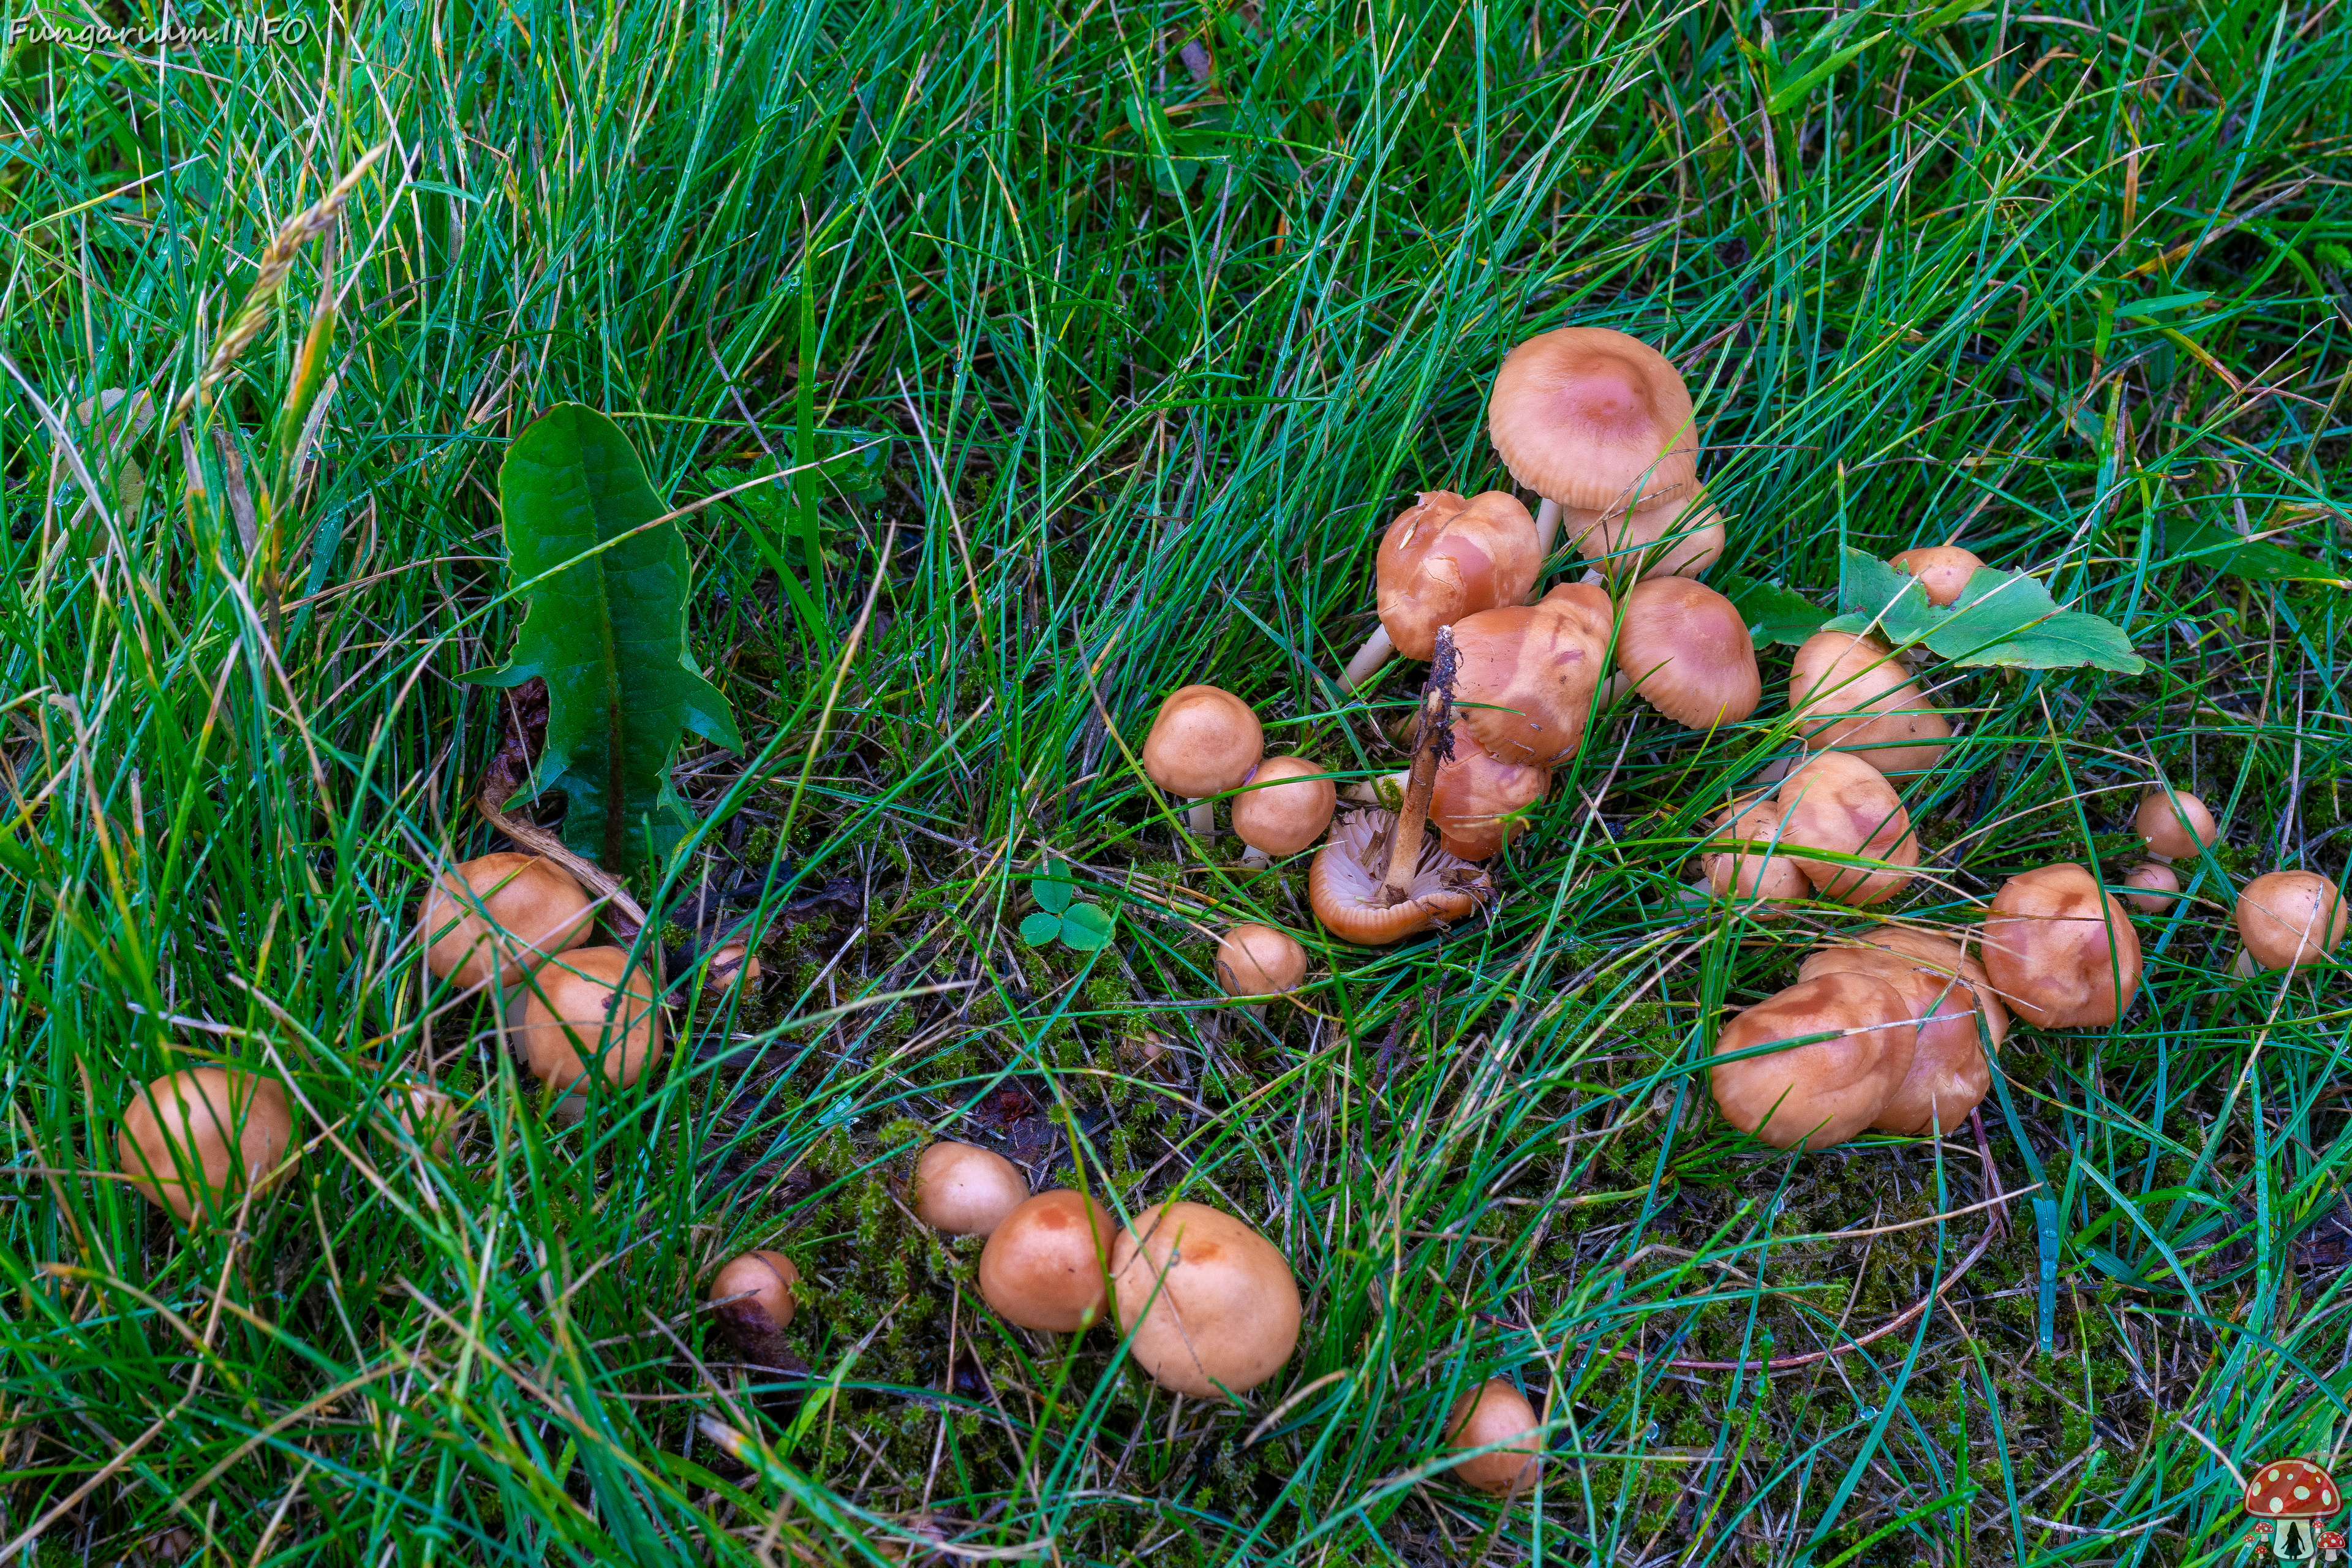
[2136,788,2219,861]
[2236,871,2347,971]
[1142,686,1264,836]
[518,947,663,1105]
[1699,799,1811,919]
[1488,326,1699,560]
[119,1067,301,1224]
[1344,490,1542,688]
[979,1189,1117,1332]
[1849,927,2010,1051]
[1710,973,1917,1150]
[912,1142,1030,1237]
[1890,545,1988,606]
[1800,944,1991,1134]
[1771,751,1920,907]
[1614,577,1761,730]
[1789,631,1952,774]
[417,853,595,990]
[1109,1201,1302,1398]
[1231,756,1337,864]
[1442,1379,1545,1496]
[1980,863,2142,1028]
[1559,486,1726,581]
[1429,725,1550,859]
[2122,862,2182,914]
[1450,584,1613,767]
[383,1083,462,1161]
[1215,924,1309,1001]
[1309,812,1491,944]
[710,1251,800,1339]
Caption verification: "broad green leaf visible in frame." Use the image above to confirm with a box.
[1715,571,1825,647]
[1060,903,1116,951]
[1031,875,1074,916]
[2167,518,2346,585]
[1017,912,1062,948]
[1823,546,1941,643]
[1828,551,2143,673]
[480,404,744,872]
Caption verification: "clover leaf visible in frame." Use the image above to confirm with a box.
[1018,860,1117,952]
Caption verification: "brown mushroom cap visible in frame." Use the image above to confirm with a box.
[2236,871,2348,970]
[1430,725,1550,859]
[1142,686,1263,801]
[384,1084,461,1161]
[1109,1201,1301,1398]
[1559,486,1726,580]
[979,1190,1117,1332]
[1215,924,1309,1000]
[1847,927,2010,1050]
[1231,756,1337,858]
[417,853,595,990]
[2121,861,2182,914]
[119,1067,299,1223]
[911,1141,1030,1237]
[1890,545,1987,607]
[1981,863,2143,1028]
[1615,577,1762,729]
[2136,788,2218,860]
[1374,491,1542,660]
[1789,631,1952,774]
[1488,328,1698,512]
[1442,1379,1545,1496]
[1700,800,1811,919]
[1772,752,1920,907]
[710,1250,800,1338]
[519,946,663,1095]
[1307,811,1493,944]
[1450,584,1612,766]
[1798,948,1989,1134]
[1710,974,1917,1150]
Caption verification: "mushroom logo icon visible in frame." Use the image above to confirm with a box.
[2244,1459,2342,1561]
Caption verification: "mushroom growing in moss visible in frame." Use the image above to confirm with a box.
[1442,1379,1545,1496]
[2121,862,2182,914]
[2136,787,2219,862]
[1613,576,1762,730]
[417,853,595,990]
[1142,685,1263,837]
[1342,490,1542,689]
[979,1189,1117,1331]
[1449,583,1614,767]
[1215,924,1308,1006]
[119,1067,300,1223]
[1980,863,2142,1028]
[911,1141,1029,1237]
[2236,871,2347,971]
[1699,798,1811,919]
[1710,973,1917,1150]
[1800,944,1991,1134]
[1429,725,1550,860]
[1231,756,1336,866]
[1559,487,1726,581]
[518,947,663,1110]
[1109,1201,1302,1398]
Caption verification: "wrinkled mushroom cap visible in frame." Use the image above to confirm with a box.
[1711,973,1917,1150]
[1215,924,1309,1000]
[1430,725,1550,859]
[2121,861,2182,914]
[1559,486,1726,580]
[710,1250,800,1337]
[1890,545,1987,607]
[1981,863,2143,1028]
[1374,491,1542,660]
[1700,800,1811,919]
[979,1190,1117,1332]
[1799,947,1990,1134]
[1772,752,1921,906]
[1231,756,1337,858]
[1847,927,2010,1050]
[1142,686,1263,801]
[1616,577,1762,729]
[1488,328,1699,511]
[2136,788,2218,861]
[912,1141,1030,1237]
[1451,584,1613,767]
[119,1067,299,1224]
[1307,812,1493,944]
[1789,631,1952,774]
[1443,1379,1545,1496]
[418,853,595,990]
[1110,1202,1301,1398]
[519,947,663,1095]
[2236,871,2348,971]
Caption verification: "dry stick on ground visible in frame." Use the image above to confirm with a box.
[1374,624,1458,902]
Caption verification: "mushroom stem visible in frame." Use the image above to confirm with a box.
[1240,845,1272,870]
[1182,798,1215,837]
[1532,497,1561,566]
[1339,625,1396,691]
[2233,947,2260,979]
[1596,671,1632,709]
[1378,627,1456,903]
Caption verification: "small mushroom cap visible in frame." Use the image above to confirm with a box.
[417,853,595,990]
[1789,632,1952,774]
[518,946,663,1095]
[1700,800,1811,919]
[1306,812,1493,944]
[1981,863,2143,1028]
[1559,486,1726,580]
[2236,871,2348,970]
[1142,686,1263,801]
[979,1190,1117,1332]
[2121,861,2182,914]
[1711,973,1917,1150]
[119,1067,299,1224]
[911,1142,1030,1237]
[2244,1458,2341,1520]
[1772,752,1921,906]
[1215,924,1309,999]
[2136,788,2218,860]
[1430,725,1550,859]
[1110,1201,1301,1399]
[1798,948,1990,1134]
[710,1250,799,1337]
[1488,327,1699,512]
[1374,491,1542,660]
[1890,545,1987,606]
[384,1084,461,1161]
[709,944,763,989]
[1615,577,1762,729]
[1442,1379,1545,1496]
[1231,756,1337,858]
[1451,584,1613,767]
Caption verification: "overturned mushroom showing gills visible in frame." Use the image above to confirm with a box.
[119,1067,300,1223]
[912,1142,1030,1237]
[1231,756,1336,864]
[979,1190,1117,1332]
[2136,788,2218,861]
[1981,863,2143,1028]
[1142,686,1263,837]
[417,853,595,990]
[2122,862,2182,914]
[1450,584,1613,767]
[1344,491,1541,688]
[1488,327,1699,559]
[1789,631,1952,774]
[1215,924,1308,1001]
[1110,1202,1302,1398]
[1711,973,1917,1150]
[2236,871,2348,971]
[1614,576,1761,729]
[1890,545,1987,606]
[518,948,663,1104]
[1430,724,1550,860]
[1443,1380,1545,1496]
[1559,486,1726,581]
[1771,751,1921,907]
